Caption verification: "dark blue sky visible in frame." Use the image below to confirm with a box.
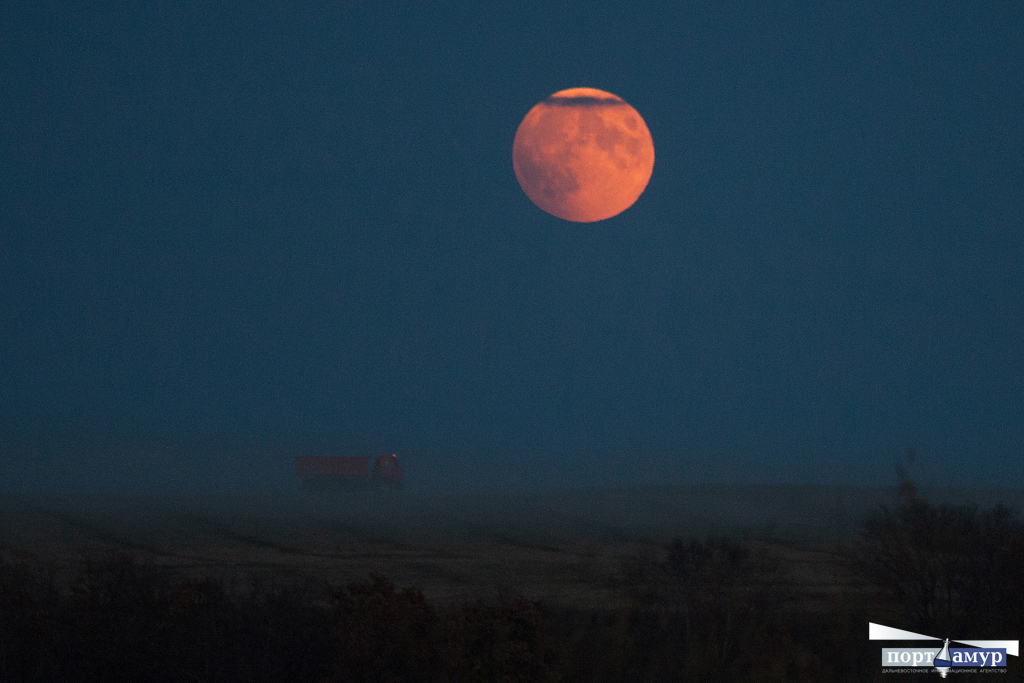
[2,1,1022,491]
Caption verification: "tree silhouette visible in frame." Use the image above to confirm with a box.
[851,451,1024,636]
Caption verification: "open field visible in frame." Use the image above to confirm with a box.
[2,484,1023,608]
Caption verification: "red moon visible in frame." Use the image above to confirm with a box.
[513,88,654,223]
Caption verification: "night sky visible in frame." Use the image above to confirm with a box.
[2,2,1022,492]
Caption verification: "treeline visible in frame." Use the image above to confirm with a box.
[1,485,1022,682]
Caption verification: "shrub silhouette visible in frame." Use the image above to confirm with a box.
[326,573,439,682]
[613,537,833,682]
[0,555,64,680]
[0,553,334,682]
[66,553,176,681]
[439,598,558,683]
[325,573,557,683]
[0,554,560,682]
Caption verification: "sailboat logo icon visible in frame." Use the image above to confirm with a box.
[869,623,1018,676]
[933,638,952,678]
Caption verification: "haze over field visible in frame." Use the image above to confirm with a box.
[2,2,1021,493]
[3,483,1021,606]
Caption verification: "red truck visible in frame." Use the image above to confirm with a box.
[295,453,403,490]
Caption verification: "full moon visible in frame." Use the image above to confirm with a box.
[512,88,654,223]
